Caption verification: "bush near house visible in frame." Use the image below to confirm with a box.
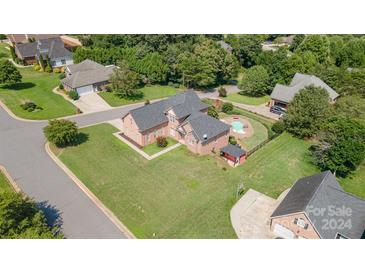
[218,86,227,97]
[229,135,237,145]
[53,68,61,73]
[44,65,52,73]
[43,119,79,148]
[207,106,219,119]
[58,72,65,79]
[68,90,79,100]
[59,83,64,90]
[271,120,286,134]
[222,102,233,113]
[156,136,168,148]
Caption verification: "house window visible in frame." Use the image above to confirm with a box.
[169,115,176,123]
[61,59,66,65]
[51,61,56,67]
[294,218,307,229]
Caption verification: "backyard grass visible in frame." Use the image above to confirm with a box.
[0,67,77,119]
[142,137,178,155]
[339,162,365,199]
[225,93,270,106]
[0,43,10,60]
[54,124,319,238]
[99,85,177,107]
[0,171,11,193]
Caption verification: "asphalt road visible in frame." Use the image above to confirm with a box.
[0,103,143,238]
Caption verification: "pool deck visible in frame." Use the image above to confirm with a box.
[221,116,254,139]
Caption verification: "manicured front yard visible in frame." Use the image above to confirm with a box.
[54,124,319,238]
[0,68,77,119]
[340,163,365,199]
[225,93,270,106]
[142,137,178,155]
[99,85,177,107]
[0,171,11,192]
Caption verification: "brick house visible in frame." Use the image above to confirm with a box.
[270,171,365,239]
[122,91,231,155]
[269,73,339,109]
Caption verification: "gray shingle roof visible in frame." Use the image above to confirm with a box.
[271,171,365,239]
[221,144,246,158]
[184,112,230,144]
[127,91,209,132]
[62,60,116,88]
[270,73,339,104]
[15,37,72,60]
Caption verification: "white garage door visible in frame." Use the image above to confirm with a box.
[76,85,94,96]
[274,224,295,239]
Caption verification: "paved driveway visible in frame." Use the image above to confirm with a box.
[75,93,111,113]
[0,102,145,238]
[230,189,289,239]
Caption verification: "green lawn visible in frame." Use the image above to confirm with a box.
[142,137,178,155]
[99,85,177,107]
[239,117,268,150]
[55,124,319,238]
[0,43,10,60]
[340,162,365,199]
[0,68,77,119]
[225,93,270,106]
[0,171,11,193]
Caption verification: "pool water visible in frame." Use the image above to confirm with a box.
[232,121,244,133]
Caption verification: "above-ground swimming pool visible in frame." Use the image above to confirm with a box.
[232,121,245,134]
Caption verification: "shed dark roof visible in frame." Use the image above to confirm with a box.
[271,171,365,239]
[270,73,339,103]
[221,144,246,158]
[184,112,230,144]
[126,91,209,132]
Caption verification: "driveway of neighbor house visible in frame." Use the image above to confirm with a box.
[76,93,112,113]
[230,188,289,239]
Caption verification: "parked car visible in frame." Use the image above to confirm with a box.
[270,105,286,117]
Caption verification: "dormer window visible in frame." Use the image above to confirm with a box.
[294,218,308,229]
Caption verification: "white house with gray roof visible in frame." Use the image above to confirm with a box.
[270,171,365,239]
[269,73,339,109]
[62,59,116,96]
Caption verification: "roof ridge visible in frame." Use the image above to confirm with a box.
[305,171,332,210]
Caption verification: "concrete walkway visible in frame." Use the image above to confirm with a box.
[113,133,182,160]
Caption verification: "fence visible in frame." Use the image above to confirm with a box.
[246,132,280,157]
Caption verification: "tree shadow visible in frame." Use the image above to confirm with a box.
[37,201,63,233]
[3,82,36,90]
[71,132,89,146]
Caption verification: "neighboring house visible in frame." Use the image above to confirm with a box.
[62,59,116,96]
[270,171,365,239]
[7,34,60,44]
[14,37,73,67]
[269,73,339,109]
[217,40,233,53]
[122,91,231,155]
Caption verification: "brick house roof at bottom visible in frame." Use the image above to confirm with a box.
[271,171,365,239]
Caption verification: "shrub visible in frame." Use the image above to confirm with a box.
[59,83,64,90]
[34,65,41,71]
[145,99,150,105]
[218,86,227,97]
[20,101,42,112]
[271,120,286,134]
[44,65,52,73]
[68,90,79,100]
[105,85,112,92]
[58,72,65,79]
[60,66,65,73]
[43,119,79,147]
[222,102,233,113]
[207,106,219,119]
[156,136,168,148]
[53,68,61,73]
[229,135,237,145]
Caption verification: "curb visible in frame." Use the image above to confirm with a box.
[45,142,136,239]
[0,165,21,193]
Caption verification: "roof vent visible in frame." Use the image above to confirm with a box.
[203,134,208,140]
